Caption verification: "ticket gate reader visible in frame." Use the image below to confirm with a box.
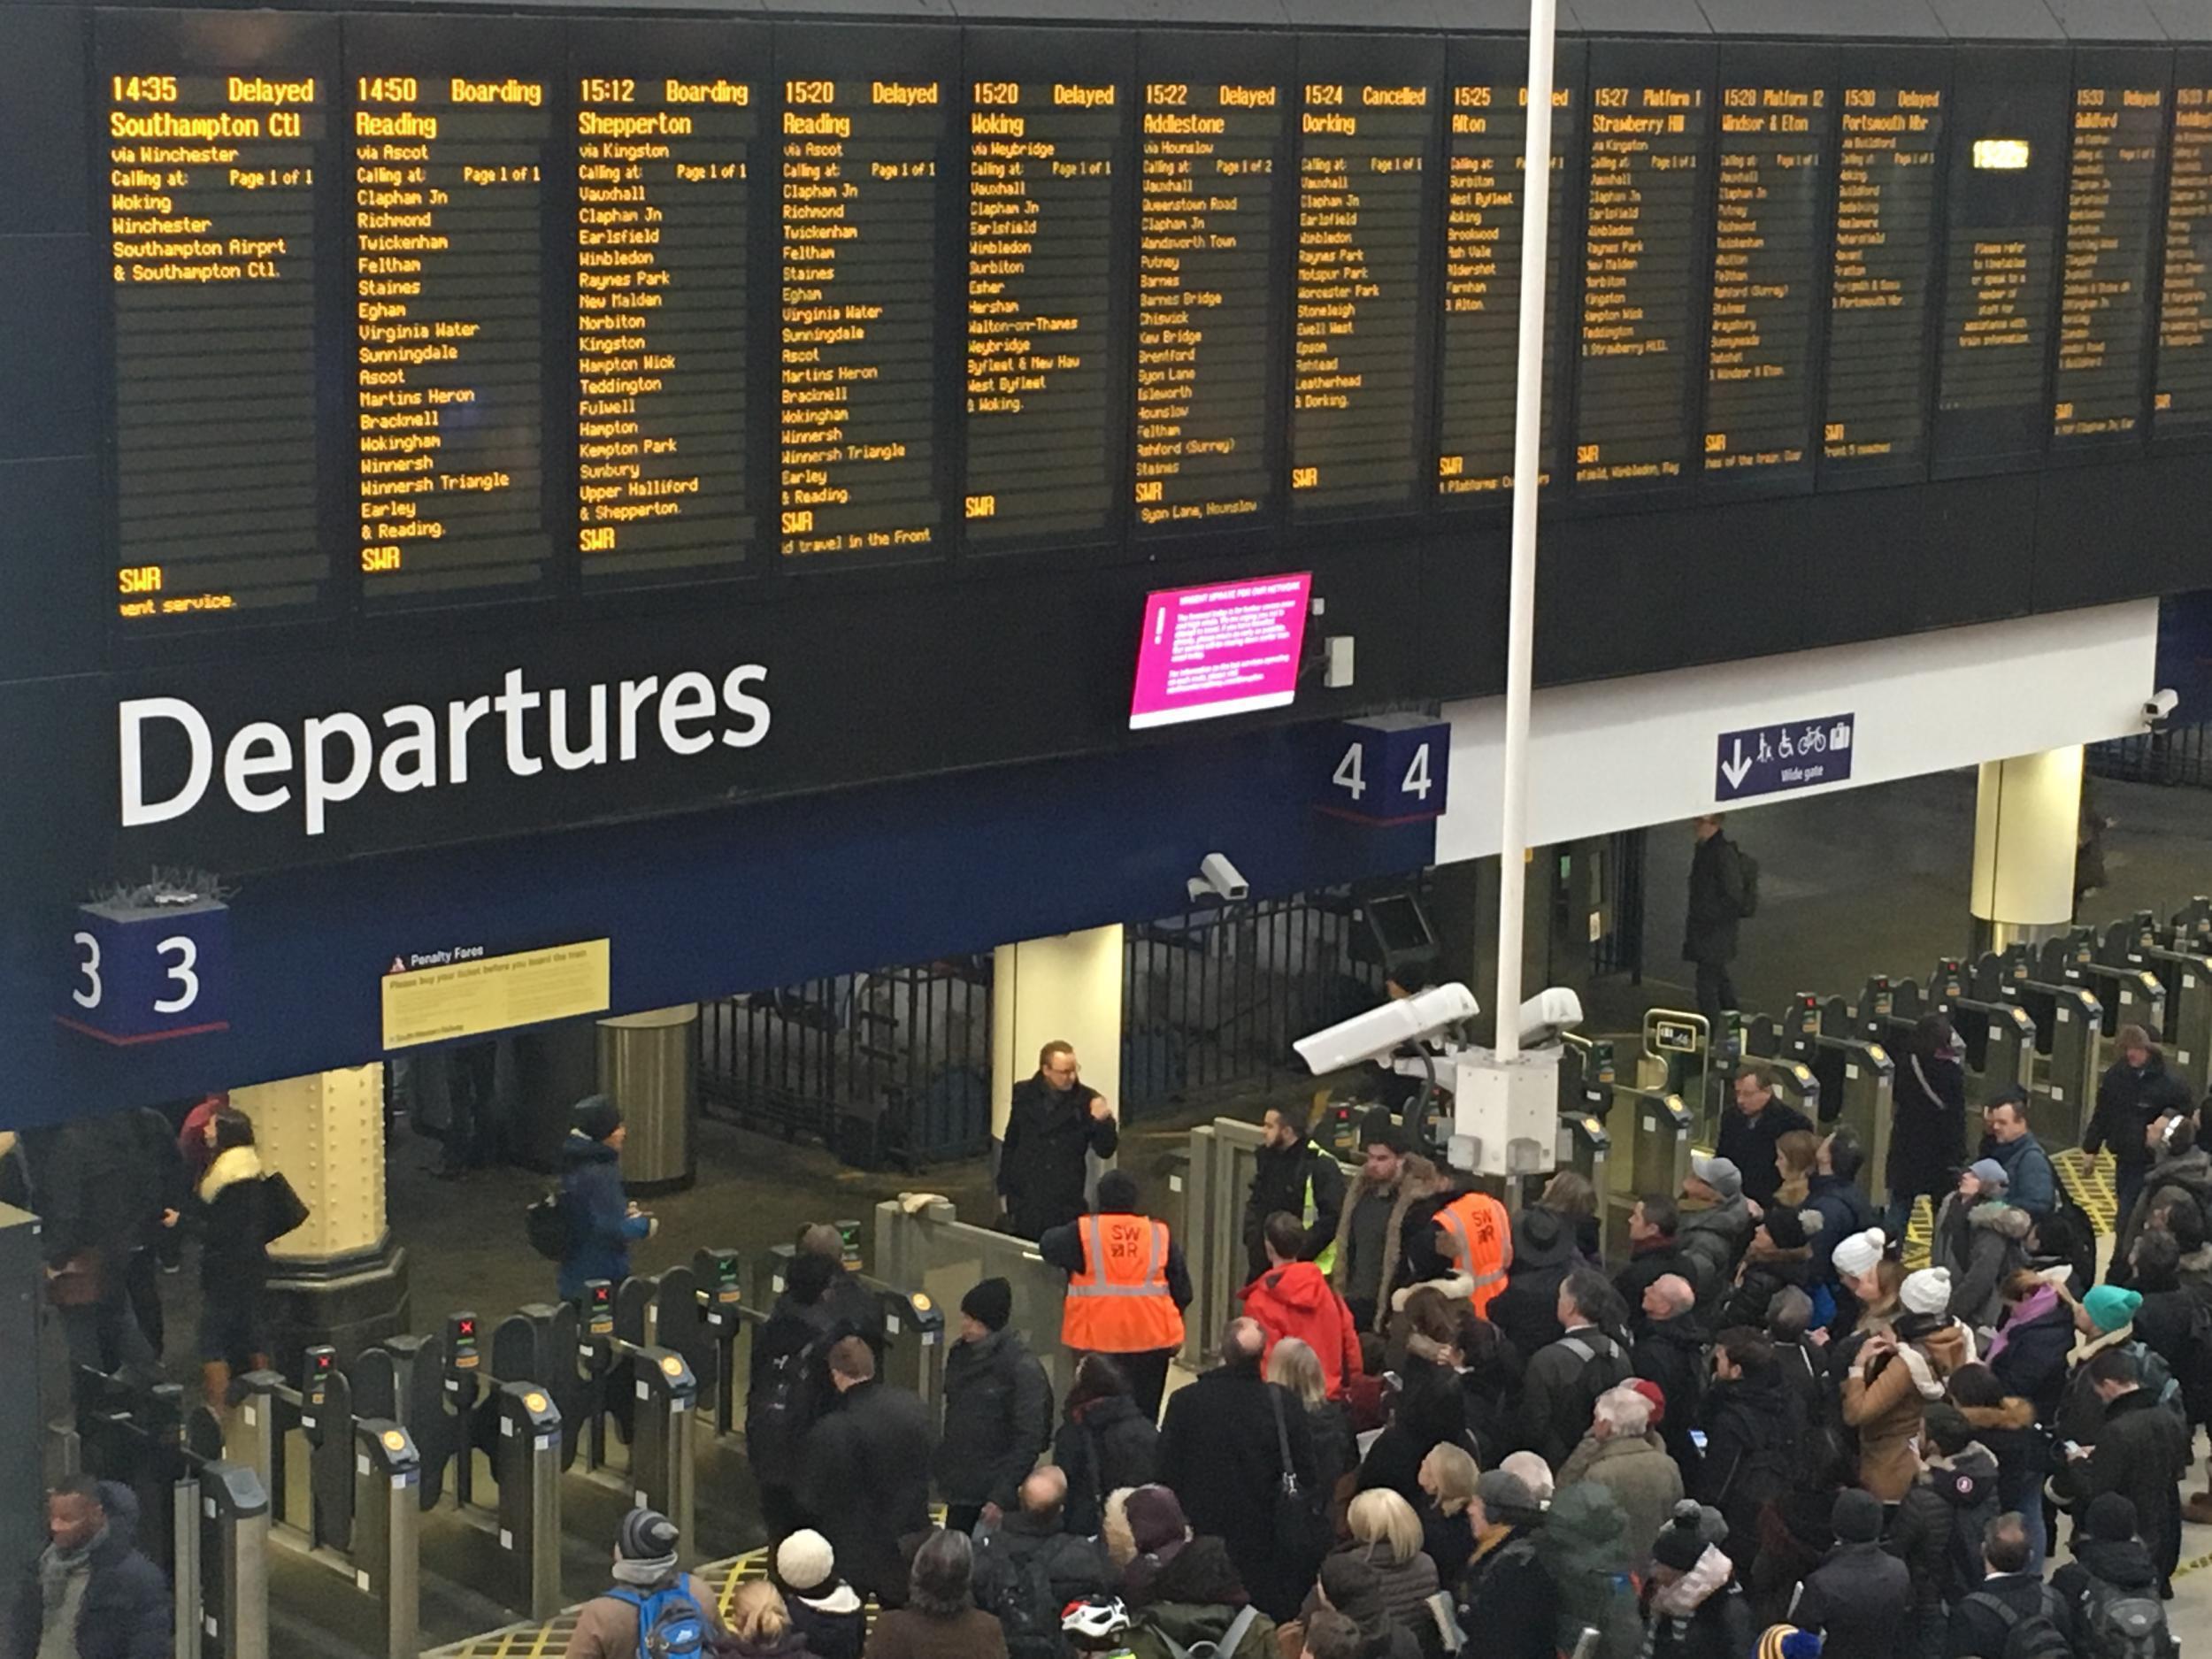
[1556,1034,1616,1256]
[2096,915,2212,1096]
[582,1279,699,1551]
[1638,1010,1717,1136]
[1975,952,2101,1148]
[1738,1009,1825,1125]
[236,1349,420,1659]
[2048,933,2165,1057]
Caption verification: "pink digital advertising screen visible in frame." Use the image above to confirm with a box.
[1128,572,1313,731]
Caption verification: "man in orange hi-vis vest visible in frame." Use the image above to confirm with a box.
[1424,1182,1513,1320]
[1041,1169,1191,1421]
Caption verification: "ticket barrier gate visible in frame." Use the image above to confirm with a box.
[1974,951,2101,1148]
[1742,995,1889,1197]
[69,1371,270,1659]
[1634,1010,1717,1139]
[2047,931,2165,1059]
[572,1279,700,1548]
[2100,913,2212,1095]
[1554,1038,1616,1256]
[1867,964,2038,1107]
[355,1315,565,1622]
[235,1349,420,1659]
[1732,1011,1824,1125]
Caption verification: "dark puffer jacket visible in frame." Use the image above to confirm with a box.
[934,1326,1051,1510]
[1886,1442,1999,1623]
[1053,1392,1159,1538]
[1790,1539,1912,1659]
[7,1482,168,1659]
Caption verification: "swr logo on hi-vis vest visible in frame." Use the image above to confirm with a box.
[1437,1192,1509,1317]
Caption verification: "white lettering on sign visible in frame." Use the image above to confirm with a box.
[119,663,772,837]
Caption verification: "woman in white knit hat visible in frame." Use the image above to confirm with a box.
[1839,1266,1970,1502]
[773,1529,864,1659]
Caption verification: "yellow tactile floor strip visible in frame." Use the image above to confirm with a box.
[2053,1146,2119,1235]
[425,1549,772,1659]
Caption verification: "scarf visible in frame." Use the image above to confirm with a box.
[35,1533,100,1659]
[1984,1285,2056,1364]
[613,1555,680,1586]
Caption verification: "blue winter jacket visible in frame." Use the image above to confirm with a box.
[1985,1131,2057,1222]
[557,1133,649,1300]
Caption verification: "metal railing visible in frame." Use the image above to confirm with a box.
[2090,726,2212,787]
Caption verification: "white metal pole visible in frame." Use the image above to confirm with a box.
[1493,0,1558,1059]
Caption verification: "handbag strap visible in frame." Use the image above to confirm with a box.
[1265,1383,1297,1490]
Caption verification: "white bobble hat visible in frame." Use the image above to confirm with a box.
[1832,1227,1886,1280]
[1900,1266,1952,1317]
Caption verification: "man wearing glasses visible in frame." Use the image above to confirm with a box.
[998,1040,1118,1240]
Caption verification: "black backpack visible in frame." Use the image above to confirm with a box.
[1963,1587,2074,1659]
[2076,1571,2177,1659]
[524,1189,569,1261]
[1734,847,1761,918]
[1554,1333,1632,1451]
[1940,1487,2000,1605]
[986,1540,1068,1659]
[749,1326,827,1474]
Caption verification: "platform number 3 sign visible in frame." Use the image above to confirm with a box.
[1317,717,1450,826]
[57,898,230,1045]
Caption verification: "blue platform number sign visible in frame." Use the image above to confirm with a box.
[1318,715,1450,825]
[58,898,231,1045]
[1714,713,1855,803]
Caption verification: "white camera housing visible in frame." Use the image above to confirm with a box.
[1292,981,1479,1072]
[1517,987,1586,1049]
[1188,852,1250,903]
[2145,687,2180,727]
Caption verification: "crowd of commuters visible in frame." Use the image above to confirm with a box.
[693,1061,2211,1659]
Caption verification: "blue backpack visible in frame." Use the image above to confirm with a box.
[611,1584,708,1659]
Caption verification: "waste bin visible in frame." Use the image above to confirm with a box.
[598,1005,700,1194]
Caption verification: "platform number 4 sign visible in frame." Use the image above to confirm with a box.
[1317,716,1450,825]
[57,897,231,1045]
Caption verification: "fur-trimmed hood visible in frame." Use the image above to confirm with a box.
[1967,1202,2033,1242]
[1329,1152,1445,1328]
[1959,1397,2036,1433]
[196,1144,263,1203]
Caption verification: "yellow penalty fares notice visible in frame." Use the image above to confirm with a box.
[381,940,611,1049]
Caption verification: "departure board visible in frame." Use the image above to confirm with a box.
[2157,84,2212,437]
[1573,73,1708,492]
[109,68,326,621]
[354,70,553,600]
[1135,45,1286,531]
[1823,83,1944,483]
[2054,82,2163,446]
[1701,83,1829,490]
[573,64,756,583]
[1288,69,1432,515]
[962,40,1125,545]
[1435,62,1574,498]
[779,45,949,560]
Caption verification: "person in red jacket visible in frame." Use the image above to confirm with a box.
[1240,1211,1363,1400]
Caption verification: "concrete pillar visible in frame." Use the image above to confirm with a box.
[233,1065,408,1367]
[1971,746,2085,955]
[992,926,1125,1141]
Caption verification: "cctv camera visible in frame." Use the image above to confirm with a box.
[2145,688,2180,728]
[1188,852,1249,903]
[1517,987,1585,1049]
[1293,982,1479,1073]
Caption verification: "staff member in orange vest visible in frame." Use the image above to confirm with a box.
[1395,1172,1513,1322]
[1040,1170,1191,1422]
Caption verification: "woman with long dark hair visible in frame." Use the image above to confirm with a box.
[191,1108,306,1411]
[1052,1353,1160,1539]
[1885,1014,1966,1241]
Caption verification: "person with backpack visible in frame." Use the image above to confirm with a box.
[1054,1355,1160,1540]
[1787,1487,1909,1659]
[1692,1329,1798,1578]
[2110,1116,2212,1280]
[2056,1347,2190,1597]
[1887,1014,1970,1243]
[1118,1491,1277,1659]
[772,1531,864,1659]
[1684,813,1755,1033]
[2085,1025,2195,1236]
[937,1278,1052,1539]
[1947,1364,2051,1573]
[1717,1071,1814,1216]
[2048,1494,2177,1659]
[1978,1091,2057,1225]
[972,1469,1112,1659]
[1886,1402,1999,1656]
[1942,1513,2070,1659]
[565,1508,721,1659]
[867,1530,1010,1659]
[1517,1269,1631,1467]
[556,1095,654,1303]
[749,1252,847,1540]
[1532,1481,1640,1659]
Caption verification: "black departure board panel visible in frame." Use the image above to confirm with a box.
[105,19,331,624]
[352,36,555,602]
[1435,37,1578,500]
[1934,58,2067,477]
[1823,75,1945,485]
[1288,42,1434,517]
[1701,78,1830,492]
[778,32,951,560]
[1134,35,1287,533]
[2158,79,2212,440]
[1573,50,1709,494]
[962,31,1127,546]
[572,24,760,584]
[2053,71,2164,449]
